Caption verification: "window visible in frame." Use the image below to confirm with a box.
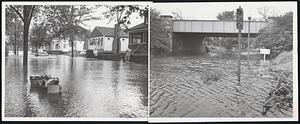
[100,38,103,46]
[64,44,66,48]
[90,41,93,45]
[132,33,143,44]
[108,37,110,40]
[55,44,60,49]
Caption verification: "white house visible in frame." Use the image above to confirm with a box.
[49,26,91,54]
[88,26,129,54]
[51,38,71,53]
[51,38,86,53]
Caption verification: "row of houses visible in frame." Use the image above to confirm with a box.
[47,22,148,56]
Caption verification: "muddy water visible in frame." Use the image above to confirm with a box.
[5,55,147,118]
[150,53,292,117]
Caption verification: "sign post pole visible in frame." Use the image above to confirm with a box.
[238,30,241,83]
[260,48,270,61]
[247,17,251,70]
[236,6,243,84]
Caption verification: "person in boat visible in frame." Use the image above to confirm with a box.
[124,48,132,62]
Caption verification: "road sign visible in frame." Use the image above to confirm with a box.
[260,48,270,61]
[260,48,270,54]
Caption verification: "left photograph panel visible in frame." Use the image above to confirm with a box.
[2,2,149,120]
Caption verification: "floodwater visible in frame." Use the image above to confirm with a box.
[5,55,147,118]
[150,53,292,117]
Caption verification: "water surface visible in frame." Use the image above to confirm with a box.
[150,53,292,117]
[5,55,147,118]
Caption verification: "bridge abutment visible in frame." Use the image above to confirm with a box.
[172,33,207,55]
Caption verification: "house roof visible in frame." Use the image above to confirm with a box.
[127,23,148,32]
[90,26,129,38]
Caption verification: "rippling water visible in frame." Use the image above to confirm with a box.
[5,55,147,118]
[150,53,292,117]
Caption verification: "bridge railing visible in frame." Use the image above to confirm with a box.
[172,20,268,33]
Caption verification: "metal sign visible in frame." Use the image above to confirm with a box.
[260,48,270,54]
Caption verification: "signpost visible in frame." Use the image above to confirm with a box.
[247,17,251,70]
[260,48,270,61]
[236,6,243,84]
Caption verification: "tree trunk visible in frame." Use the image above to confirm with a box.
[71,35,74,58]
[14,41,17,55]
[113,24,120,53]
[23,5,31,67]
[71,5,74,58]
[14,28,17,55]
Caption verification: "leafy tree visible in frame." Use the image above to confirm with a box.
[30,24,50,52]
[5,7,23,55]
[41,5,97,58]
[102,5,148,53]
[9,5,35,67]
[256,12,293,57]
[150,9,172,56]
[216,10,236,51]
[216,10,235,21]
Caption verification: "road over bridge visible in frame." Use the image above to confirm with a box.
[171,20,268,55]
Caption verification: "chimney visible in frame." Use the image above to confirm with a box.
[144,10,149,25]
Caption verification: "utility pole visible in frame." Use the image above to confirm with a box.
[247,17,251,70]
[236,6,244,84]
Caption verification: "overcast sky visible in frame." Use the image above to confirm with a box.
[152,2,296,21]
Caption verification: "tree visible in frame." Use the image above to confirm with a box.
[256,12,293,57]
[103,5,148,53]
[150,9,172,56]
[216,10,236,51]
[171,9,184,20]
[258,6,279,21]
[30,24,50,52]
[9,5,35,67]
[6,6,24,55]
[42,5,98,58]
[216,10,235,21]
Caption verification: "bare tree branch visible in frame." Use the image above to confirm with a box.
[9,5,24,22]
[29,5,35,24]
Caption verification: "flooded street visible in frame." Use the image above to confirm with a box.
[150,53,292,117]
[5,55,147,118]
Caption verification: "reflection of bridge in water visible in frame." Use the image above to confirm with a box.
[171,20,268,55]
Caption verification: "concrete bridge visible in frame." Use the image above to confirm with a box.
[171,20,268,55]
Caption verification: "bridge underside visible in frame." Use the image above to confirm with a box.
[172,32,258,55]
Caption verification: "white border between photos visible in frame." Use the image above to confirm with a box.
[148,1,298,123]
[1,1,150,122]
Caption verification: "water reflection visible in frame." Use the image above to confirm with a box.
[5,55,147,118]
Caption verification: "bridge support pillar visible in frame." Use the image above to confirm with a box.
[172,33,207,55]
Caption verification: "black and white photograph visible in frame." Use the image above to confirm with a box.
[2,2,148,120]
[1,0,299,123]
[150,2,297,121]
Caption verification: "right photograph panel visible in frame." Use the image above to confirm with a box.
[150,2,297,119]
